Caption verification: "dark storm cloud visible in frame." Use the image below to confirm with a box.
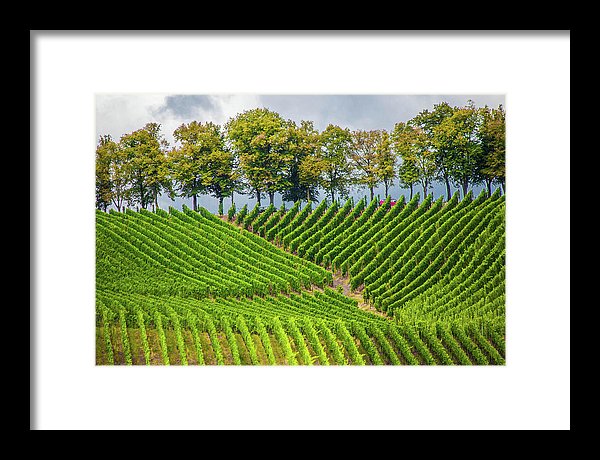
[154,95,222,118]
[258,94,505,132]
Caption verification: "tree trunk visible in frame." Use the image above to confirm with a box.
[307,188,311,203]
[409,185,413,200]
[269,191,275,205]
[445,176,451,203]
[255,189,261,206]
[140,183,145,209]
[384,181,389,198]
[218,196,224,215]
[462,179,468,199]
[369,187,374,202]
[192,194,197,211]
[486,179,492,197]
[231,192,234,206]
[330,189,335,204]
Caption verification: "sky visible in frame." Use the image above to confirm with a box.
[96,94,505,213]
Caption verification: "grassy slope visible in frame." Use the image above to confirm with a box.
[96,200,505,365]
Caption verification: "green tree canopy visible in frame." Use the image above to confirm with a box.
[434,101,483,198]
[95,134,117,211]
[478,104,506,194]
[225,108,292,206]
[398,157,419,200]
[170,121,223,211]
[350,129,382,202]
[119,122,170,211]
[318,124,354,203]
[280,120,321,203]
[320,124,354,202]
[374,130,396,198]
[411,102,456,200]
[392,122,436,200]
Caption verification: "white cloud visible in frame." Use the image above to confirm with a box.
[95,93,168,141]
[96,93,263,148]
[212,94,262,125]
[96,93,505,149]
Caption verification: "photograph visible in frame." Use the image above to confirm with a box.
[95,94,506,366]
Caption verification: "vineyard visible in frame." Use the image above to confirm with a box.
[96,190,505,365]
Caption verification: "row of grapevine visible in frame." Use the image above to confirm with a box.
[97,189,505,365]
[266,201,300,241]
[355,193,455,289]
[96,204,333,300]
[242,202,264,230]
[236,316,260,365]
[245,190,504,328]
[192,206,334,286]
[250,203,278,233]
[315,198,373,267]
[297,199,353,260]
[283,200,329,250]
[274,201,312,245]
[257,204,286,238]
[97,289,504,365]
[298,318,329,365]
[285,318,314,365]
[363,192,476,301]
[380,198,504,317]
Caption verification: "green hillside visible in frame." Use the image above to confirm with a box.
[242,190,505,321]
[96,192,505,365]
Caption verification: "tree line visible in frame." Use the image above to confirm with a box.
[96,100,505,214]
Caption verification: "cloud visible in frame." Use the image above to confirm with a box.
[96,93,505,149]
[95,93,168,142]
[258,94,505,132]
[97,94,267,147]
[153,95,220,119]
[212,94,262,124]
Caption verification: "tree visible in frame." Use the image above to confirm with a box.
[435,101,483,198]
[392,122,436,200]
[199,142,238,215]
[225,150,245,207]
[318,124,354,203]
[120,123,171,211]
[413,143,437,199]
[170,121,222,211]
[95,134,130,212]
[392,121,438,198]
[478,104,506,194]
[350,129,383,202]
[95,135,115,211]
[411,102,456,200]
[398,157,419,200]
[375,130,396,198]
[280,120,321,204]
[174,121,238,214]
[145,123,172,211]
[225,108,292,206]
[298,152,326,203]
